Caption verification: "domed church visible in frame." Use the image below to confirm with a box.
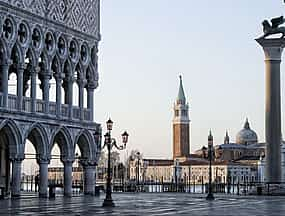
[236,118,258,145]
[195,118,265,162]
[213,118,265,162]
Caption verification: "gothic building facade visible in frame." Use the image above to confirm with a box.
[0,0,101,198]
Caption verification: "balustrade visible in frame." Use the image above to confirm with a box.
[49,102,56,115]
[61,104,69,118]
[0,94,92,121]
[0,93,3,107]
[36,100,45,113]
[23,97,31,112]
[73,107,80,119]
[8,95,17,110]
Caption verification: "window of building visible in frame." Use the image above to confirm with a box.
[175,110,179,116]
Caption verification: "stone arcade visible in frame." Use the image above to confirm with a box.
[0,0,101,198]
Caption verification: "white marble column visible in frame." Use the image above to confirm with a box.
[256,38,285,182]
[83,165,96,195]
[38,159,49,198]
[17,64,25,110]
[1,63,10,108]
[11,159,22,197]
[63,160,73,197]
[55,74,62,118]
[30,68,37,113]
[87,87,94,121]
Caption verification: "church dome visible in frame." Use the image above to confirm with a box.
[236,118,258,145]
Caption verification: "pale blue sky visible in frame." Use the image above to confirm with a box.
[95,1,285,159]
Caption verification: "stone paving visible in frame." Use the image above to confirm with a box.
[1,193,285,215]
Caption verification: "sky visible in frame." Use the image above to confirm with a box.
[94,0,285,160]
[18,1,285,174]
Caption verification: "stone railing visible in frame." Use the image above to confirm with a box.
[0,93,92,121]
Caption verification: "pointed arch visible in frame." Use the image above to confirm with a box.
[74,129,95,160]
[50,126,73,160]
[0,119,23,158]
[11,42,24,65]
[25,48,38,67]
[86,65,94,83]
[75,61,85,80]
[23,123,49,160]
[0,38,9,64]
[51,54,61,75]
[64,58,73,77]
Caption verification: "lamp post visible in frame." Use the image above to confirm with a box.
[136,152,140,191]
[102,118,129,207]
[206,130,215,200]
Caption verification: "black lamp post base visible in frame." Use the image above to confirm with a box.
[206,193,215,200]
[102,198,115,207]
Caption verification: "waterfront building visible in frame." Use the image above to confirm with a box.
[0,0,101,198]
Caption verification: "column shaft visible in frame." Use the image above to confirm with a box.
[256,38,284,183]
[79,83,84,120]
[39,161,49,197]
[64,161,73,197]
[42,73,50,113]
[17,66,24,110]
[265,59,281,182]
[87,88,94,121]
[11,160,22,197]
[56,77,62,118]
[65,78,73,119]
[30,70,37,113]
[1,64,9,108]
[83,166,96,195]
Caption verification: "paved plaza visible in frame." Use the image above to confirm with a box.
[0,193,285,215]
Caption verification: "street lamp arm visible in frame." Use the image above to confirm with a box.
[112,138,126,150]
[102,141,107,150]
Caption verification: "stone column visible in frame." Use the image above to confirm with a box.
[256,38,285,182]
[78,79,85,120]
[63,160,73,197]
[17,64,25,110]
[83,164,96,195]
[281,142,285,182]
[30,68,37,113]
[1,63,10,108]
[38,158,49,198]
[87,87,94,121]
[11,158,22,197]
[41,71,51,114]
[64,76,73,119]
[55,74,62,118]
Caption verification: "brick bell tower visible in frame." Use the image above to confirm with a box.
[173,75,190,159]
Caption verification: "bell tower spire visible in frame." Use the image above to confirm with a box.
[173,75,190,159]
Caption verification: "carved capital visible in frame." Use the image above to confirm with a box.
[54,72,64,81]
[9,155,24,162]
[37,156,50,164]
[80,159,97,167]
[0,59,12,67]
[86,81,98,90]
[77,78,87,87]
[256,38,285,61]
[17,63,26,71]
[62,158,75,165]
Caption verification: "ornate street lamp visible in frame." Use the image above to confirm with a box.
[206,130,215,200]
[102,118,129,207]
